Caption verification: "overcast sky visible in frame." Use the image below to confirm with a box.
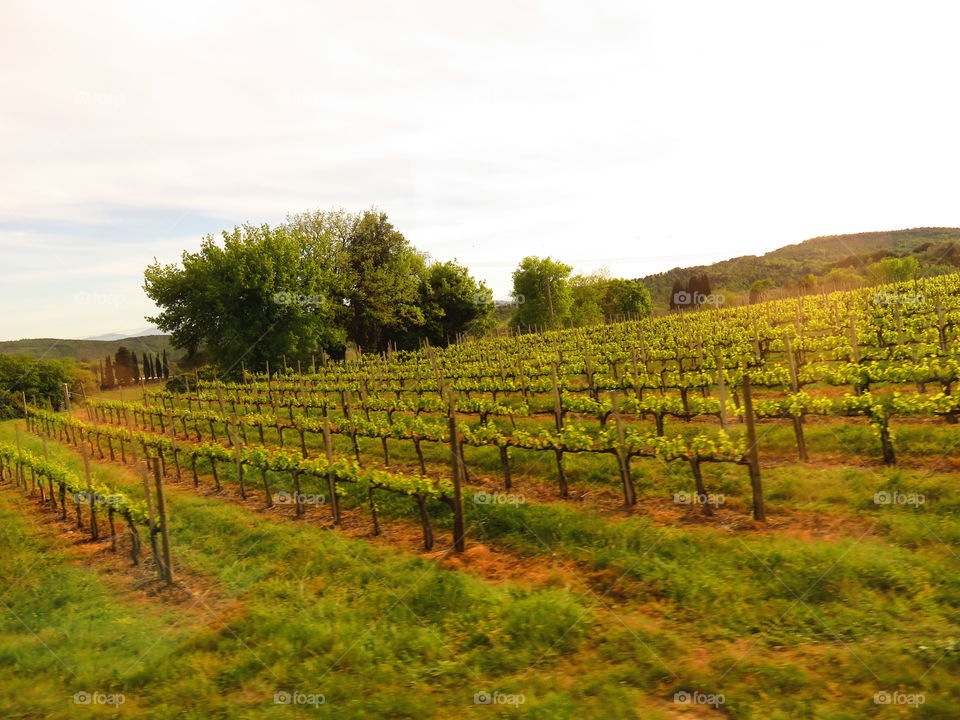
[2,0,959,341]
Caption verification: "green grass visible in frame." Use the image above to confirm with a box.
[4,418,960,718]
[0,421,670,719]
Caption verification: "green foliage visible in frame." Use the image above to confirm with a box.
[509,256,573,330]
[333,210,427,351]
[0,354,80,417]
[600,277,651,319]
[867,256,920,284]
[113,346,133,384]
[821,267,863,291]
[147,209,493,370]
[568,273,652,326]
[669,272,713,310]
[144,221,344,375]
[567,274,605,327]
[748,278,776,303]
[642,227,960,306]
[403,260,494,348]
[0,334,173,364]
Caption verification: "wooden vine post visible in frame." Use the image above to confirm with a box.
[342,390,362,465]
[715,353,729,432]
[166,417,182,482]
[139,459,163,580]
[549,361,569,498]
[740,370,765,522]
[81,444,99,541]
[14,425,24,488]
[783,333,809,461]
[152,458,174,586]
[445,390,466,553]
[228,425,247,500]
[610,391,636,506]
[689,456,713,517]
[41,436,56,513]
[321,410,341,525]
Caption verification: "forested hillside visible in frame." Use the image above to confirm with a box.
[641,227,960,308]
[0,335,174,363]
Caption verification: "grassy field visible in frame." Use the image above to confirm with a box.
[2,406,960,719]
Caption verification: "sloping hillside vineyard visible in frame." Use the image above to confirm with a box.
[22,274,960,553]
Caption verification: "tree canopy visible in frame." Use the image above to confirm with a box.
[0,355,86,418]
[144,209,493,373]
[509,256,573,330]
[510,262,651,330]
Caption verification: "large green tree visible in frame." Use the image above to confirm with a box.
[509,256,573,330]
[146,208,494,370]
[598,277,651,320]
[0,355,83,417]
[567,273,606,327]
[403,261,494,348]
[114,346,133,384]
[338,211,426,351]
[144,222,342,374]
[565,272,651,327]
[867,256,919,284]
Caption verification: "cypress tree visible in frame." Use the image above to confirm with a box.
[131,351,141,382]
[104,356,116,388]
[162,349,170,378]
[114,346,133,384]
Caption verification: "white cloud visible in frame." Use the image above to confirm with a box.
[1,0,959,340]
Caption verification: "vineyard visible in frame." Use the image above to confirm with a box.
[3,274,960,718]
[30,274,960,545]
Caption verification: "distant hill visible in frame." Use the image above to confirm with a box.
[84,326,162,341]
[639,227,960,307]
[0,335,174,364]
